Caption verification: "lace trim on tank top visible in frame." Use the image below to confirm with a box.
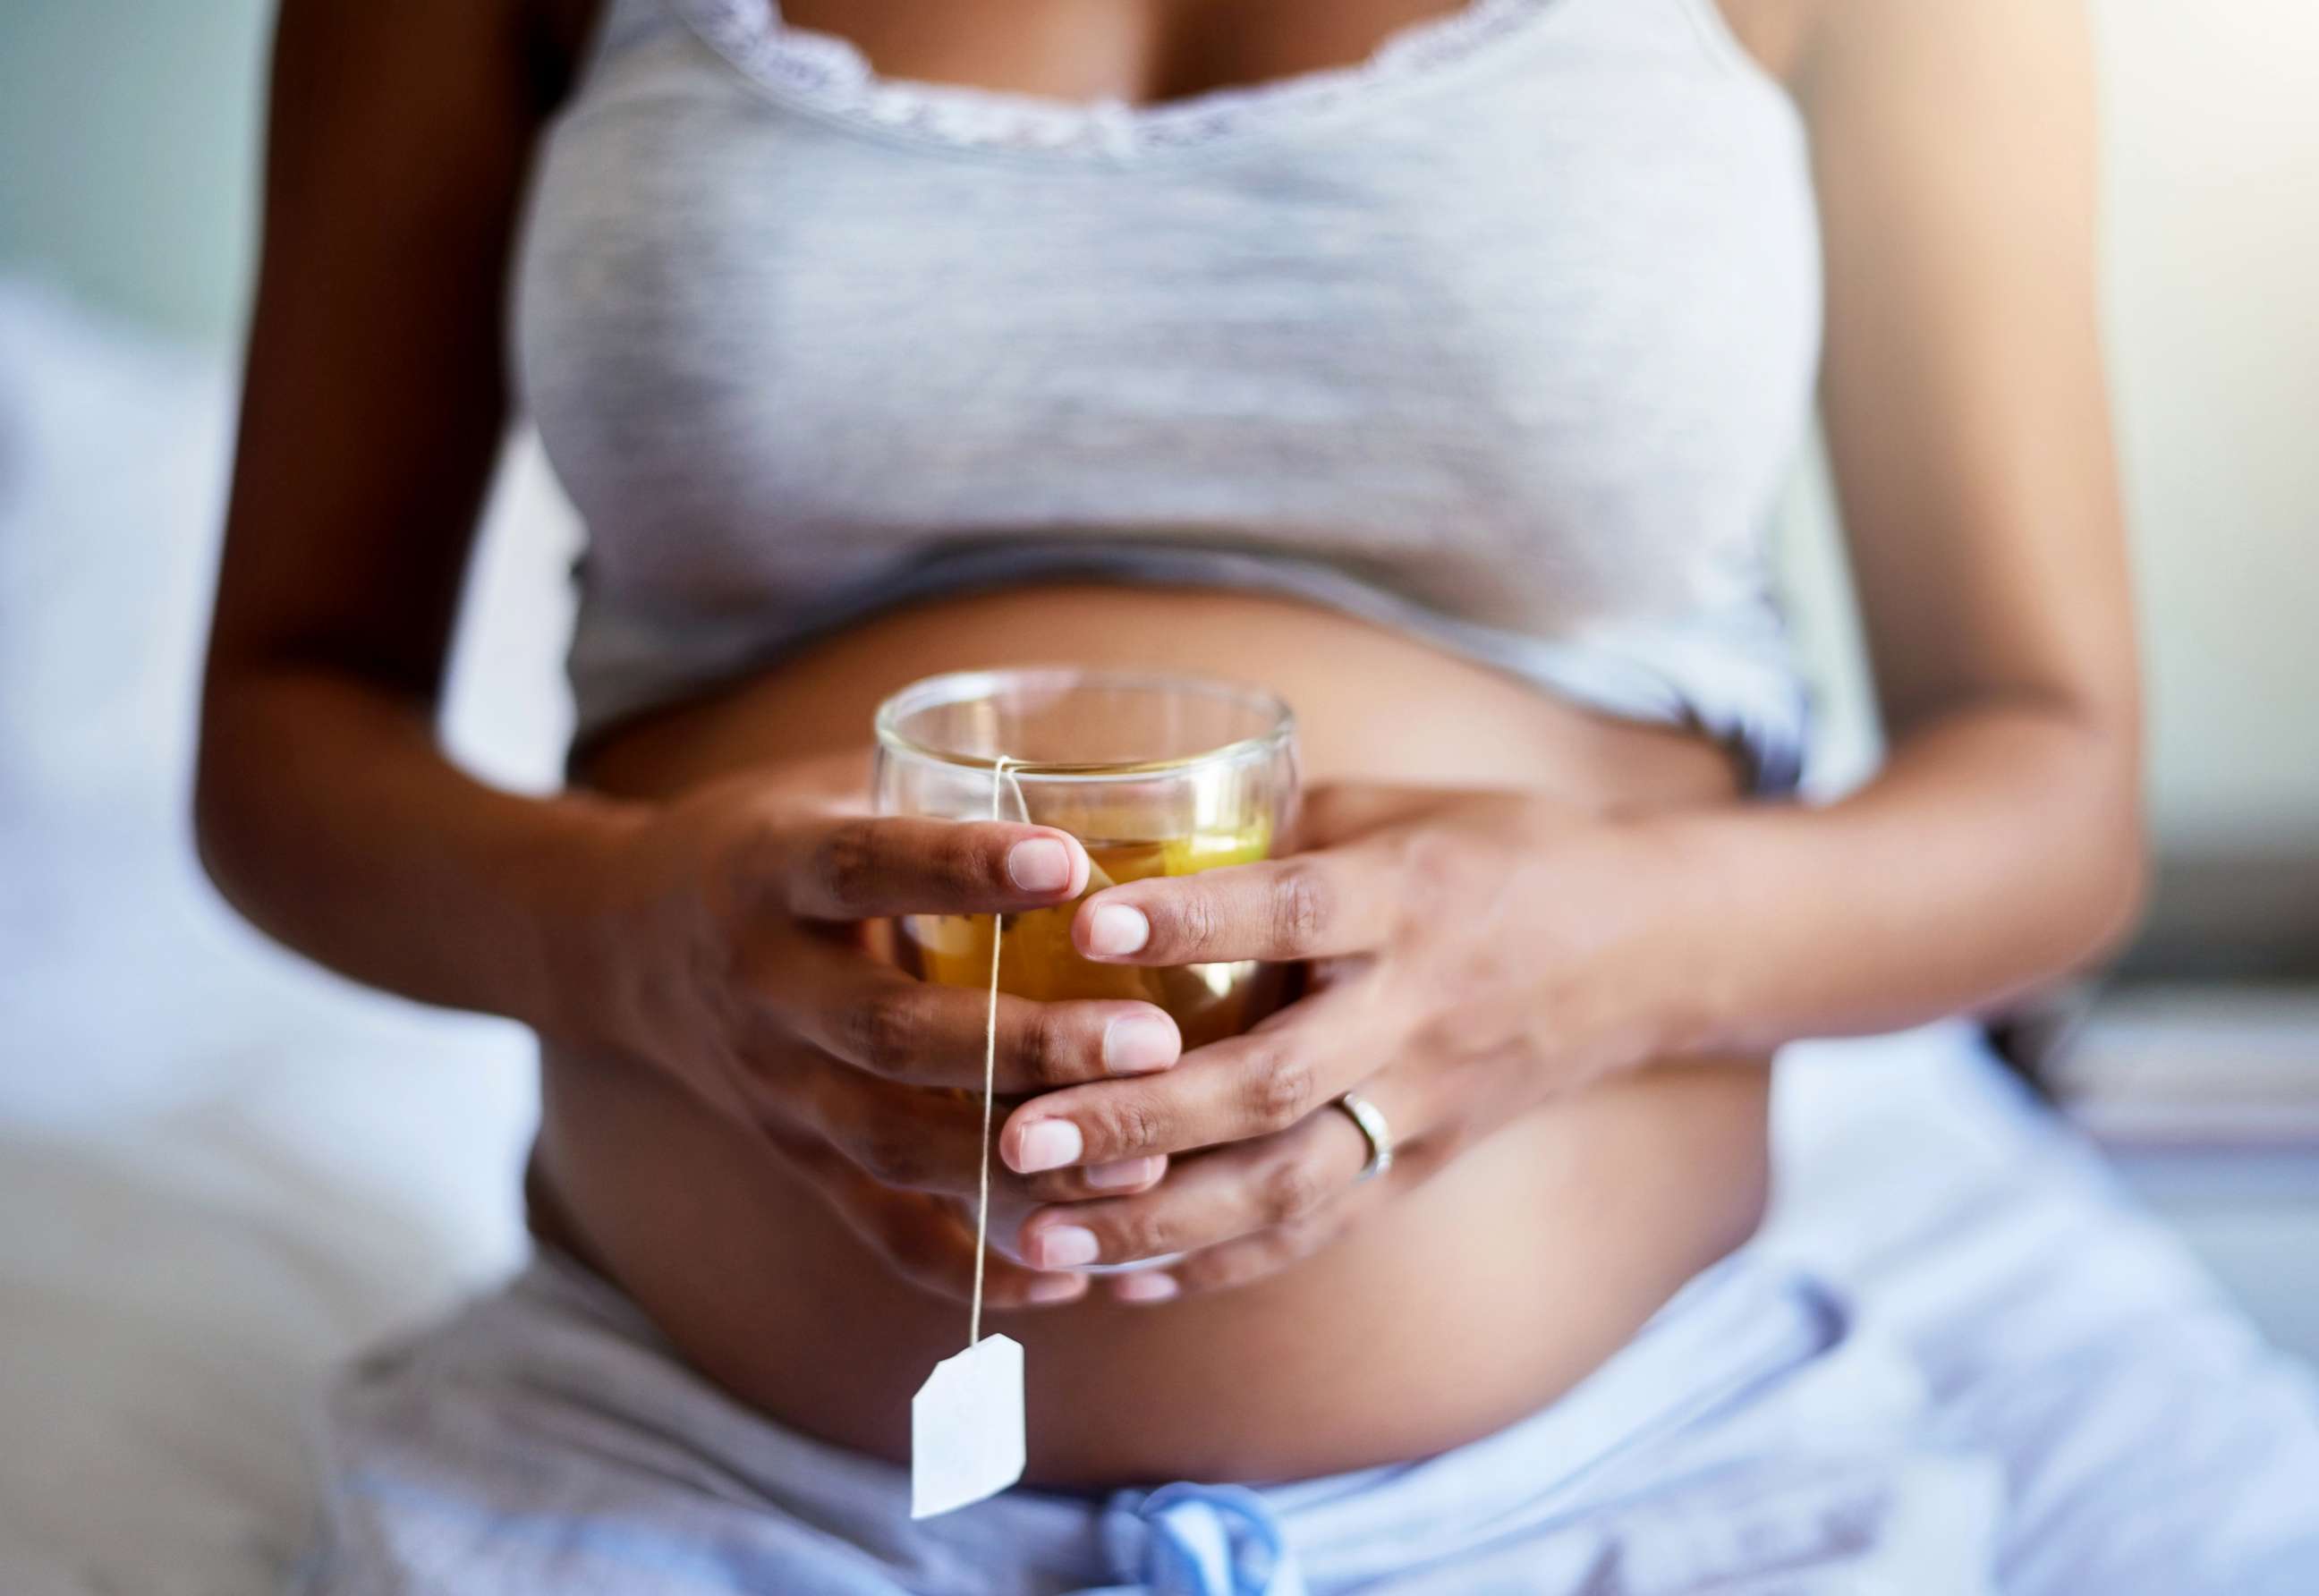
[666,0,1563,157]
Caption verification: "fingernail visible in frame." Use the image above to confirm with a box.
[1085,903,1150,957]
[1011,1119,1083,1174]
[1025,1274,1088,1304]
[1113,1271,1179,1303]
[1103,1014,1179,1074]
[1085,1155,1163,1190]
[1031,1225,1100,1269]
[1008,837,1074,893]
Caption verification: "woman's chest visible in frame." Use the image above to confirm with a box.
[514,0,1819,617]
[748,0,1803,103]
[769,0,1478,106]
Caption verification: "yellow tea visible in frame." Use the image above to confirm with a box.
[903,819,1281,1049]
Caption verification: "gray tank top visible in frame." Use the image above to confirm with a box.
[514,0,1822,789]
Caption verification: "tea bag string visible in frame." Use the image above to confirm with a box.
[970,754,1024,1348]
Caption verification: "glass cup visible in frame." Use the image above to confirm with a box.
[873,668,1301,1270]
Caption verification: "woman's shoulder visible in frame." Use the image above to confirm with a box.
[1707,0,1825,90]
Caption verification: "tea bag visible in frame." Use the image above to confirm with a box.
[912,756,1031,1519]
[911,1335,1025,1519]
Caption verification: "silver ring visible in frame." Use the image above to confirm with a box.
[1333,1091,1394,1184]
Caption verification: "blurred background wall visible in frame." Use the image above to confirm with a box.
[0,1,269,344]
[5,0,2315,974]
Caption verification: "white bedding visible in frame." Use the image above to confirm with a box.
[0,1018,535,1596]
[0,281,567,1595]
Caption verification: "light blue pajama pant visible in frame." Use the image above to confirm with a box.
[296,1030,2319,1594]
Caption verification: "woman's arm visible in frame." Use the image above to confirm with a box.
[1037,0,2140,1064]
[1650,0,2143,1046]
[197,0,626,1040]
[993,0,2144,1292]
[199,0,1161,1309]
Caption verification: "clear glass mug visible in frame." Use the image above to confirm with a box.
[872,667,1301,1268]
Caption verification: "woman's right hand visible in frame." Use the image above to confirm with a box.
[565,753,1185,1309]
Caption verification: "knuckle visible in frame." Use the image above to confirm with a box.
[1270,864,1334,952]
[1171,887,1225,958]
[1258,1153,1330,1226]
[1087,1091,1168,1159]
[934,826,998,897]
[843,989,926,1077]
[1242,1044,1317,1132]
[809,821,882,912]
[1016,1006,1080,1086]
[1111,1211,1178,1263]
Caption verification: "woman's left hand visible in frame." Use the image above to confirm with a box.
[998,783,1700,1301]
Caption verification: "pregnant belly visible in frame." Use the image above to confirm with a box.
[539,585,1773,1485]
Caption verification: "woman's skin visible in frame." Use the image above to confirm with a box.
[199,0,2141,1483]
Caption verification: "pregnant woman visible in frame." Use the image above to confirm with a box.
[200,0,2319,1590]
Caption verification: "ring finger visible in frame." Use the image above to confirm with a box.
[998,978,1409,1173]
[1014,1077,1390,1272]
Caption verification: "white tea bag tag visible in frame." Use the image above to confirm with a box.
[911,1334,1025,1519]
